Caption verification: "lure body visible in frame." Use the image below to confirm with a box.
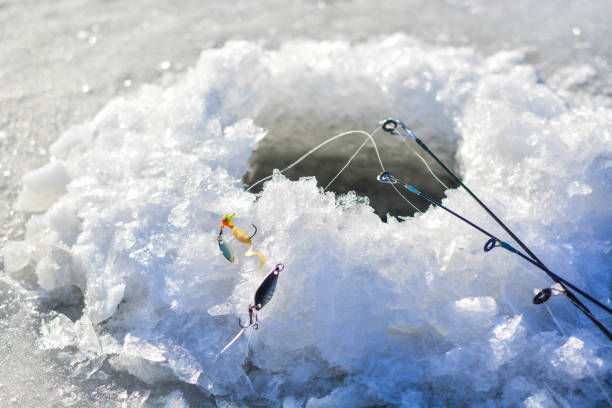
[219,264,284,354]
[254,264,283,310]
[218,212,266,270]
[231,226,253,244]
[218,234,235,263]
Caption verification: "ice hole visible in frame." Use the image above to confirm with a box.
[243,113,460,219]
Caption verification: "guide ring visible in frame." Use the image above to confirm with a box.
[533,288,552,304]
[484,238,498,252]
[381,119,398,132]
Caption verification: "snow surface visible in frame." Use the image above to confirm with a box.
[5,36,612,406]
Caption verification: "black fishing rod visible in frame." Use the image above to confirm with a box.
[377,171,612,342]
[381,118,547,266]
[379,119,612,325]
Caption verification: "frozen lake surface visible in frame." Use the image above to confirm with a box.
[1,1,611,406]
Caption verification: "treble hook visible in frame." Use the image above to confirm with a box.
[217,226,224,241]
[249,224,257,239]
[238,307,259,329]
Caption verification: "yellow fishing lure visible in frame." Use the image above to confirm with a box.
[217,212,265,270]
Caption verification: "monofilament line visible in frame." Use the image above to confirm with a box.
[245,128,420,212]
[323,128,421,213]
[323,128,380,191]
[247,130,374,192]
[396,134,450,191]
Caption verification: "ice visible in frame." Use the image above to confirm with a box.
[552,336,604,379]
[567,181,593,197]
[39,313,101,355]
[489,315,527,368]
[7,36,612,406]
[123,333,166,363]
[524,391,559,408]
[39,313,78,350]
[2,240,35,277]
[163,391,189,408]
[13,161,70,212]
[110,333,203,385]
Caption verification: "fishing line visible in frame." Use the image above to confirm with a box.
[323,128,380,191]
[321,124,450,211]
[395,133,450,191]
[390,183,423,213]
[322,127,422,212]
[247,130,373,192]
[545,303,567,337]
[246,127,421,211]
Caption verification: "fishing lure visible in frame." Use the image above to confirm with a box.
[220,263,284,354]
[218,212,266,270]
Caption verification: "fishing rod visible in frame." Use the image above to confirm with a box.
[377,171,612,341]
[379,119,612,327]
[381,118,546,266]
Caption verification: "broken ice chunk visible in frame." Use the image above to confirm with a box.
[14,161,70,212]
